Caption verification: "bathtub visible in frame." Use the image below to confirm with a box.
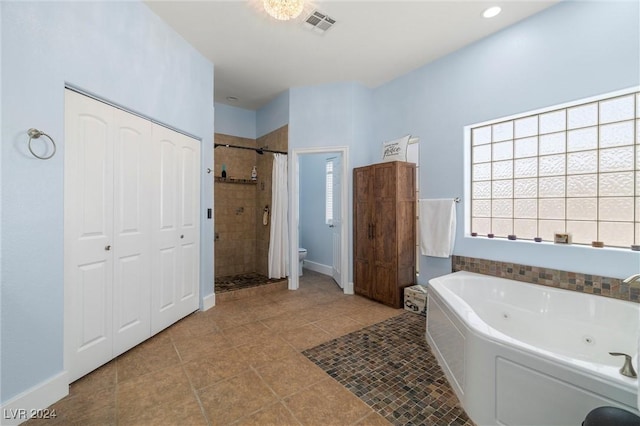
[426,271,639,426]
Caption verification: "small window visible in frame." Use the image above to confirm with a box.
[325,158,334,225]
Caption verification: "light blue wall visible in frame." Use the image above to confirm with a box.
[0,1,214,403]
[214,103,256,139]
[257,91,289,138]
[373,0,640,282]
[299,155,333,267]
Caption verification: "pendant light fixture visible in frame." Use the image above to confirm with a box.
[263,0,305,21]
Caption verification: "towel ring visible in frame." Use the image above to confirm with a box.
[28,128,56,160]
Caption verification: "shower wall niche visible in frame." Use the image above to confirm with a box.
[214,125,288,283]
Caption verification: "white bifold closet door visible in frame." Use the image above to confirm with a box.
[64,89,199,382]
[150,124,201,334]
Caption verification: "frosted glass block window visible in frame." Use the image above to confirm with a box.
[600,121,634,148]
[514,158,538,178]
[515,117,537,138]
[515,137,538,158]
[567,127,598,152]
[600,95,634,124]
[539,176,565,198]
[539,154,565,176]
[567,151,597,175]
[492,160,513,179]
[470,89,639,248]
[514,178,538,198]
[472,163,491,181]
[472,145,491,163]
[472,126,491,145]
[514,220,537,239]
[568,103,597,129]
[539,110,566,134]
[493,141,513,161]
[539,132,566,155]
[492,122,513,142]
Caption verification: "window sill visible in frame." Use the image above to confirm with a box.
[463,234,638,254]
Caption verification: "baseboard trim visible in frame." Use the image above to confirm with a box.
[1,371,68,425]
[303,260,332,276]
[201,292,215,311]
[345,281,354,295]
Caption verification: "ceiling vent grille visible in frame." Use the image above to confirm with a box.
[303,10,336,34]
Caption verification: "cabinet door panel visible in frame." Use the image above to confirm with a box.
[374,199,397,265]
[354,259,371,298]
[353,167,373,295]
[373,163,396,200]
[372,265,398,307]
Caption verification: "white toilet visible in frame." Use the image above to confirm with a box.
[298,248,307,276]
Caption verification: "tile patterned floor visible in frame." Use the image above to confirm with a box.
[26,271,470,426]
[214,272,286,293]
[303,312,473,426]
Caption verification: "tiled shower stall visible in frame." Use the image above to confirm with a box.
[213,125,288,293]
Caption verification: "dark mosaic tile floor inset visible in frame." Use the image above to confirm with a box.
[303,312,474,426]
[214,272,286,293]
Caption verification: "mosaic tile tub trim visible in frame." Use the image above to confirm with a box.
[452,256,638,303]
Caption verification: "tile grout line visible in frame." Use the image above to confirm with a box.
[180,363,211,426]
[246,364,305,426]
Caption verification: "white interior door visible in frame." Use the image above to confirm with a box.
[331,155,343,287]
[64,90,116,382]
[151,126,200,333]
[112,110,152,357]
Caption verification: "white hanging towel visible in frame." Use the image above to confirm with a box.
[419,199,456,258]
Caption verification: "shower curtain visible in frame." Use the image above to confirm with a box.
[268,154,289,278]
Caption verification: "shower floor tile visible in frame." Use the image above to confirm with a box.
[214,272,286,293]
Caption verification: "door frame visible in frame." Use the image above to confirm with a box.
[289,146,350,293]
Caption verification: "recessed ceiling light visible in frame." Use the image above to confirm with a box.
[226,96,239,102]
[482,6,502,18]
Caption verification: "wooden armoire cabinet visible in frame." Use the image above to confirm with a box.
[353,161,416,308]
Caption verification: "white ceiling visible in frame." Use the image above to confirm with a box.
[145,0,559,110]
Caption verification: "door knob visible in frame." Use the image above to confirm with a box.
[180,235,184,239]
[105,245,111,251]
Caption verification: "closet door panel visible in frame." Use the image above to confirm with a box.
[64,90,115,382]
[176,135,200,312]
[151,127,180,333]
[158,247,178,309]
[159,139,179,234]
[113,110,152,356]
[180,243,197,301]
[151,127,200,332]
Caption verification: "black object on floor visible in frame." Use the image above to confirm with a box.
[583,406,640,426]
